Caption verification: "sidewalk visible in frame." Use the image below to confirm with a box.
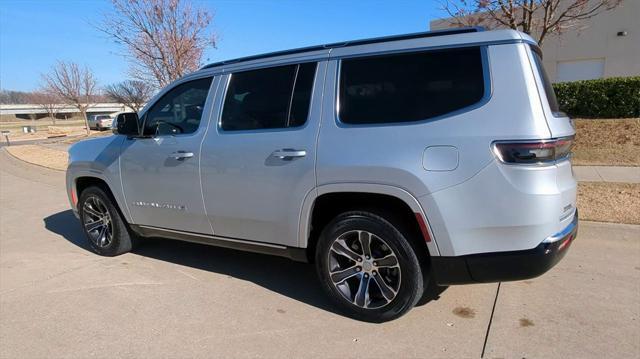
[573,166,640,183]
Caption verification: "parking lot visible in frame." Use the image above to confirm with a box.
[1,149,638,358]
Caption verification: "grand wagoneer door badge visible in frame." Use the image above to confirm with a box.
[132,201,186,211]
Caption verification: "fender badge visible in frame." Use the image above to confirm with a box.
[132,201,186,211]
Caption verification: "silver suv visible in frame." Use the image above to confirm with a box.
[66,28,578,322]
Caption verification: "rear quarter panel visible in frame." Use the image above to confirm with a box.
[316,42,552,256]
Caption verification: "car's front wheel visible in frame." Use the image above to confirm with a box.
[78,186,136,256]
[315,211,424,322]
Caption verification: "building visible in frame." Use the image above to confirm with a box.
[430,0,640,83]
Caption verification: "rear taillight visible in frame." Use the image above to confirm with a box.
[492,137,573,164]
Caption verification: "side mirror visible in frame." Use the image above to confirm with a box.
[113,112,140,137]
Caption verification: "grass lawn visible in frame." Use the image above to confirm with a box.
[573,118,640,166]
[0,118,86,132]
[4,145,68,171]
[578,182,640,225]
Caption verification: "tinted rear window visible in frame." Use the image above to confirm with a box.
[530,48,561,115]
[339,47,485,125]
[221,62,317,131]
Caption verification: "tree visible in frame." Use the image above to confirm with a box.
[42,61,97,135]
[0,90,32,104]
[100,0,216,88]
[105,80,153,113]
[28,91,61,125]
[439,0,622,47]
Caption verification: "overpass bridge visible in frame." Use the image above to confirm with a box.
[0,103,137,118]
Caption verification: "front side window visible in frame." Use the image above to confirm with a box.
[339,47,485,125]
[221,62,317,131]
[143,77,213,136]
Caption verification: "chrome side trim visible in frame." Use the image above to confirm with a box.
[542,210,578,244]
[137,225,286,249]
[131,224,309,262]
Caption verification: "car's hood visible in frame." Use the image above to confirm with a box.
[68,135,124,165]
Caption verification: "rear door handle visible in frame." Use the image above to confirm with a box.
[271,149,307,159]
[169,151,194,160]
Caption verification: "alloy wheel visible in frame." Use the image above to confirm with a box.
[328,230,401,309]
[82,195,113,248]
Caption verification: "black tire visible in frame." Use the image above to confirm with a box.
[78,186,136,256]
[315,211,424,322]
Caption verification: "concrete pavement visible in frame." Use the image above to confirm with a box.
[0,150,639,358]
[573,166,640,183]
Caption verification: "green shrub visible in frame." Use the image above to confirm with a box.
[553,76,640,118]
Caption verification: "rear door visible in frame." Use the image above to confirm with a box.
[200,61,326,247]
[119,75,217,234]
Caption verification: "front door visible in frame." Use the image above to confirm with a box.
[120,76,217,234]
[201,61,326,247]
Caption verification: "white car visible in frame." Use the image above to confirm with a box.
[87,115,113,130]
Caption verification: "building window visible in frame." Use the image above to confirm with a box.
[556,59,605,82]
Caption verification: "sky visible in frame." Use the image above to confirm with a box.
[0,0,443,92]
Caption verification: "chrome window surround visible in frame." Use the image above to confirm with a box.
[138,75,216,139]
[334,45,492,128]
[215,62,319,134]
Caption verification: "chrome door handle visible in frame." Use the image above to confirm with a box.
[271,149,307,159]
[169,151,194,160]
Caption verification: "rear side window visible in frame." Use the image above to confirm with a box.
[339,47,485,125]
[221,62,317,131]
[530,48,562,115]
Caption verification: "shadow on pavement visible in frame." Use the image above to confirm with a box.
[43,209,92,250]
[44,210,446,315]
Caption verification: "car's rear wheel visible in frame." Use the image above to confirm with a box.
[316,211,424,322]
[78,186,135,256]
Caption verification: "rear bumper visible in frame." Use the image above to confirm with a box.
[432,211,578,285]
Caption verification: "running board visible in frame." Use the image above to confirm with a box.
[130,225,308,262]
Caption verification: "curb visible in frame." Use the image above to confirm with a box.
[573,166,640,184]
[1,147,65,172]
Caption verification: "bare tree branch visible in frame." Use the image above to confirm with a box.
[104,80,154,113]
[438,0,622,47]
[42,61,98,135]
[28,91,61,125]
[98,0,216,88]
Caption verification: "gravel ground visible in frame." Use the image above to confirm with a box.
[572,118,640,166]
[578,182,640,224]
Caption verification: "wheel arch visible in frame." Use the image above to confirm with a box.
[299,183,440,261]
[73,175,132,223]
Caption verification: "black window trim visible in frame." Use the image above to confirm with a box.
[335,45,493,128]
[527,45,567,119]
[140,75,215,138]
[217,61,319,134]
